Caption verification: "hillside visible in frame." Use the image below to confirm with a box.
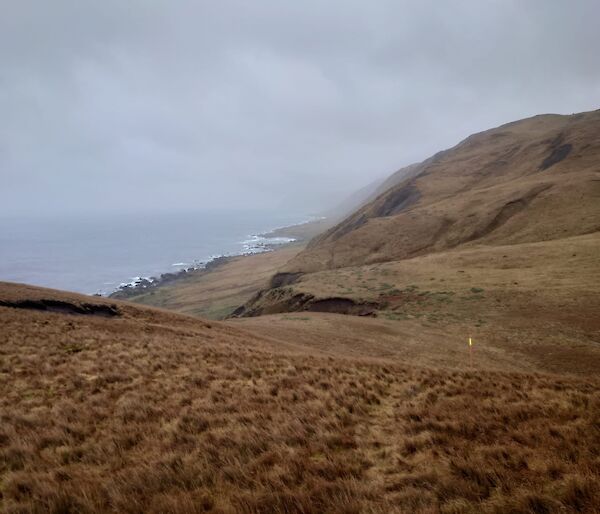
[283,110,600,273]
[234,111,600,344]
[2,281,600,513]
[232,233,600,374]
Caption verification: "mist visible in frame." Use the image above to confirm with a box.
[2,0,599,217]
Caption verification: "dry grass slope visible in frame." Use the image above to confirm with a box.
[1,282,600,513]
[286,110,600,273]
[235,234,600,378]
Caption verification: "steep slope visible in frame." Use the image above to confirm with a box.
[285,110,600,273]
[2,281,600,513]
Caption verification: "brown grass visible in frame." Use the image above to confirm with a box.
[1,283,599,513]
[234,233,600,376]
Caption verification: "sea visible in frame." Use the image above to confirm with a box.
[0,209,310,296]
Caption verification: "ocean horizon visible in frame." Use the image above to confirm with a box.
[0,209,311,296]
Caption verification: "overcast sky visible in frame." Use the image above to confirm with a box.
[2,0,599,217]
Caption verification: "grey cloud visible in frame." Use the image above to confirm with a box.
[1,0,599,216]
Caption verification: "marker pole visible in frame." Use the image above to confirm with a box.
[469,337,473,367]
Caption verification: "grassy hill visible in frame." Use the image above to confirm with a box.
[234,112,600,360]
[1,282,600,513]
[284,110,600,273]
[232,233,600,376]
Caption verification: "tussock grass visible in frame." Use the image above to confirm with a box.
[1,284,599,513]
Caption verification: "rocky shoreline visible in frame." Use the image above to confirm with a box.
[109,232,301,301]
[108,217,331,301]
[109,255,233,300]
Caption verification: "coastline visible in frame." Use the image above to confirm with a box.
[109,216,328,300]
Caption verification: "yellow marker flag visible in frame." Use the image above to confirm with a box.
[468,337,473,367]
